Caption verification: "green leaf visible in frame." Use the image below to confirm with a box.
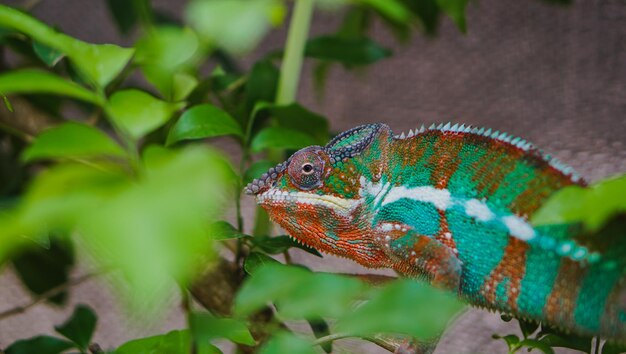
[532,174,626,232]
[0,4,134,87]
[518,319,539,338]
[0,163,130,247]
[410,0,441,35]
[602,341,626,354]
[67,42,134,87]
[305,35,391,65]
[186,0,284,55]
[236,264,365,319]
[116,330,196,354]
[253,235,322,257]
[208,221,246,240]
[0,146,235,311]
[106,89,184,140]
[537,331,592,353]
[106,0,140,34]
[279,273,366,320]
[173,72,199,101]
[336,279,464,339]
[493,334,520,350]
[358,0,411,23]
[436,0,468,32]
[22,122,126,162]
[54,304,97,349]
[243,251,280,275]
[191,312,255,345]
[76,146,235,312]
[253,103,329,145]
[32,41,64,67]
[0,69,102,104]
[518,338,555,354]
[259,332,316,354]
[167,104,243,145]
[11,238,74,305]
[135,26,199,99]
[250,127,317,152]
[5,335,75,354]
[245,60,280,116]
[273,104,328,144]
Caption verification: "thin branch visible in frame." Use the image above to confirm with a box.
[0,271,99,320]
[282,250,292,264]
[311,332,353,347]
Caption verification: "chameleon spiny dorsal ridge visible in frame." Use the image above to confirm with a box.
[245,122,626,341]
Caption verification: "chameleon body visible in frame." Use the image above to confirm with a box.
[245,123,626,341]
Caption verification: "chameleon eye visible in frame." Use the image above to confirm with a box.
[287,148,325,190]
[302,163,314,175]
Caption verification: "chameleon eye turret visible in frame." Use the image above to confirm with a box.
[287,146,326,190]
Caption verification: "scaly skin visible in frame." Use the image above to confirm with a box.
[245,123,626,341]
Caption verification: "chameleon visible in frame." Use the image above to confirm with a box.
[244,122,626,342]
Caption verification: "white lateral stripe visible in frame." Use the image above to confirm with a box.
[502,215,536,240]
[464,199,495,221]
[381,185,451,210]
[359,177,391,208]
[376,184,537,241]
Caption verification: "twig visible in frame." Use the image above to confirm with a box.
[180,289,198,354]
[282,250,292,264]
[311,332,353,347]
[0,272,99,320]
[88,343,104,354]
[224,75,248,94]
[311,330,413,353]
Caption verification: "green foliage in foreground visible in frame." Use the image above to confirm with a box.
[533,175,626,232]
[0,0,620,353]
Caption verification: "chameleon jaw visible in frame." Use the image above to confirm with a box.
[256,188,360,215]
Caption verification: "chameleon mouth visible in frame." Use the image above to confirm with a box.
[256,188,359,213]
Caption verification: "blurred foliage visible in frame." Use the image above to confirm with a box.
[533,175,626,232]
[0,0,613,353]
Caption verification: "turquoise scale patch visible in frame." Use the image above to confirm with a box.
[574,262,622,332]
[517,246,561,318]
[390,233,418,250]
[394,136,436,188]
[496,278,510,308]
[374,199,440,237]
[448,143,487,198]
[447,205,509,304]
[489,160,537,209]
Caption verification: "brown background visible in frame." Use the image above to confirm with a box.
[0,0,624,353]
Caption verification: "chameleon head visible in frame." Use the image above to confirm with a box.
[244,124,392,264]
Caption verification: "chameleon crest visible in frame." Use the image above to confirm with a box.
[245,123,626,341]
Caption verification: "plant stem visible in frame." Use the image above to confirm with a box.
[0,272,99,320]
[311,332,353,347]
[275,0,315,105]
[180,288,198,354]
